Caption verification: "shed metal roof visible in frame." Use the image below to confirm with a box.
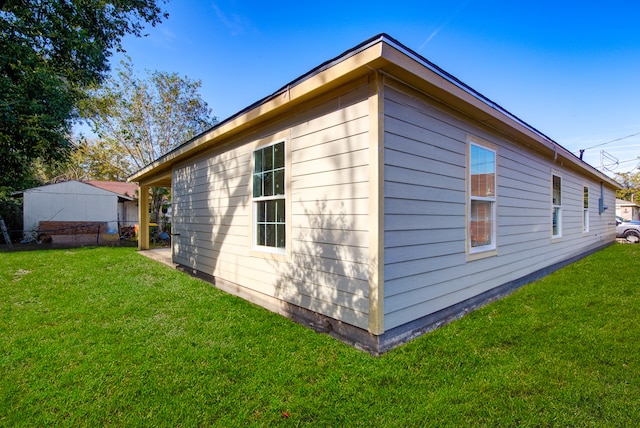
[85,181,139,199]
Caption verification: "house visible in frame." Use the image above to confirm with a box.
[616,198,640,221]
[130,34,620,354]
[20,180,139,235]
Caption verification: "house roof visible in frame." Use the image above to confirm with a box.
[85,181,139,199]
[13,180,138,200]
[129,33,621,190]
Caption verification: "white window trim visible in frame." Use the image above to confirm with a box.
[468,138,497,255]
[552,173,562,239]
[252,139,287,255]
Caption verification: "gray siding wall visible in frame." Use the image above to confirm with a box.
[383,83,616,330]
[171,85,372,329]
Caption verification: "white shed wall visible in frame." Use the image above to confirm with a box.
[171,85,372,329]
[118,200,139,226]
[23,181,119,231]
[382,83,617,330]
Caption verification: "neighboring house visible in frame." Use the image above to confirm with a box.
[20,180,139,233]
[616,198,640,221]
[130,34,620,354]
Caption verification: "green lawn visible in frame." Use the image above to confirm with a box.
[1,245,639,426]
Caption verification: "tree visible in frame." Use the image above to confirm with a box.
[0,0,168,196]
[34,138,132,183]
[83,59,216,223]
[614,171,640,202]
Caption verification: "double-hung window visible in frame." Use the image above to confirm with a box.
[552,174,562,238]
[253,141,286,251]
[469,141,496,253]
[583,186,589,233]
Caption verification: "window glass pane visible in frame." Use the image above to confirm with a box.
[471,145,495,197]
[274,169,284,195]
[257,223,266,246]
[266,200,276,222]
[264,145,273,171]
[274,142,285,169]
[263,172,273,197]
[275,199,285,223]
[253,173,262,197]
[257,201,266,222]
[552,207,561,236]
[266,224,276,247]
[276,224,285,248]
[584,187,589,208]
[471,200,493,248]
[553,176,561,205]
[254,150,263,173]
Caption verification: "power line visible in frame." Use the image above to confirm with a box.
[583,131,640,151]
[618,157,640,165]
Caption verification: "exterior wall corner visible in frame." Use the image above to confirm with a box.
[368,71,385,334]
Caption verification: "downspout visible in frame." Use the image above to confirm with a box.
[599,182,608,215]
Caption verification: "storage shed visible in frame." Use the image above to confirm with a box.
[20,180,138,233]
[616,198,640,221]
[130,34,620,354]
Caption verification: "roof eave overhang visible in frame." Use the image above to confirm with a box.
[129,40,387,186]
[129,34,620,190]
[376,42,621,190]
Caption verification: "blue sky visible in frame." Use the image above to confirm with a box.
[111,0,640,176]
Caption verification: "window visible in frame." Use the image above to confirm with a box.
[552,174,562,238]
[253,141,285,250]
[583,186,589,232]
[469,142,496,252]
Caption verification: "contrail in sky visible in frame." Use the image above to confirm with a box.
[419,0,471,51]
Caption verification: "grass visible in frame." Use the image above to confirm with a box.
[1,245,639,426]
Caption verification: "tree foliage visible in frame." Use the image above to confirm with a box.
[614,171,640,202]
[84,59,216,170]
[34,138,131,183]
[83,59,216,222]
[0,0,168,195]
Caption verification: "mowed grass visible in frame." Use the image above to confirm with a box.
[1,245,639,426]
